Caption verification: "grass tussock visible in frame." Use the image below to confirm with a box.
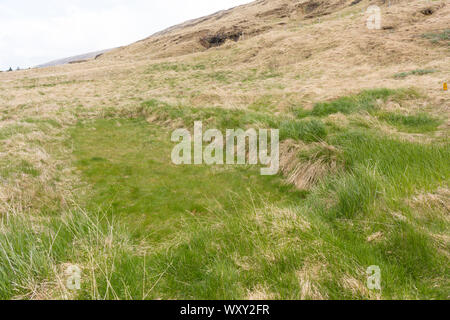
[280,140,342,190]
[0,207,137,300]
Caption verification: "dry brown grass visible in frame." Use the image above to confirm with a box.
[1,0,448,113]
[340,273,381,299]
[411,187,450,214]
[246,284,276,300]
[296,261,327,300]
[280,140,341,190]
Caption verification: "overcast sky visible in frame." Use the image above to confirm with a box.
[0,0,253,70]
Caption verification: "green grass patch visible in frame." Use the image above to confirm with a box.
[333,130,448,190]
[0,159,41,178]
[378,112,442,133]
[70,118,295,239]
[291,106,311,119]
[305,128,449,219]
[145,62,190,73]
[0,124,33,140]
[242,69,281,82]
[205,71,233,83]
[145,62,208,74]
[3,111,444,299]
[422,29,450,44]
[140,99,280,129]
[24,117,63,129]
[248,95,276,112]
[68,118,313,299]
[394,69,436,79]
[309,88,419,117]
[279,119,327,142]
[301,130,449,298]
[2,87,448,300]
[0,207,134,299]
[20,80,91,89]
[141,99,328,143]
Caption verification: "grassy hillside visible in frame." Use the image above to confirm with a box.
[0,0,448,299]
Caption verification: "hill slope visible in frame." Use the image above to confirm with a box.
[35,49,113,68]
[0,0,448,300]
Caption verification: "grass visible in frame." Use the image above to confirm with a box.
[66,117,448,299]
[0,88,448,300]
[0,159,41,178]
[68,118,307,299]
[422,29,450,44]
[0,204,143,300]
[310,89,408,117]
[378,112,442,133]
[0,124,32,140]
[394,69,436,79]
[279,119,327,142]
[67,110,448,299]
[70,119,295,237]
[19,79,92,90]
[291,88,441,135]
[1,0,449,300]
[304,128,449,222]
[139,99,280,129]
[141,99,330,143]
[242,69,281,83]
[144,62,282,89]
[303,130,449,298]
[206,71,233,83]
[330,130,449,199]
[145,62,192,73]
[248,95,276,112]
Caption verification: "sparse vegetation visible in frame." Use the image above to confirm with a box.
[394,69,436,79]
[422,29,450,44]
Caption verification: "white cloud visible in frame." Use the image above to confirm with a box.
[0,0,252,70]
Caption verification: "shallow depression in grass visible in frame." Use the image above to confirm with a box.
[70,118,298,241]
[69,118,316,299]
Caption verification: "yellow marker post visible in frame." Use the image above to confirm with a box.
[444,82,448,91]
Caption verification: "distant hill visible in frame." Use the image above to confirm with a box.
[35,48,114,68]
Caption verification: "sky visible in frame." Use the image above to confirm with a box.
[0,0,253,70]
